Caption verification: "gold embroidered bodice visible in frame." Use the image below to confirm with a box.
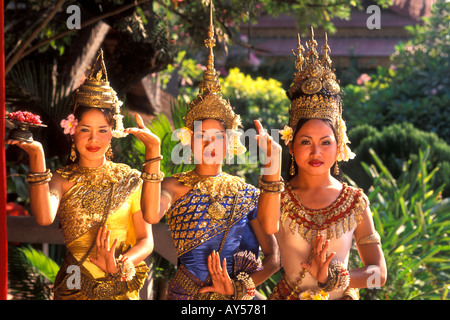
[166,170,260,257]
[56,161,141,247]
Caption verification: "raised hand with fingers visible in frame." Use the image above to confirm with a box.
[254,120,282,176]
[124,114,161,153]
[199,250,234,296]
[301,234,336,284]
[90,225,120,274]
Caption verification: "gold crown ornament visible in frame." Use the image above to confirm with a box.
[181,0,245,156]
[280,27,355,163]
[72,49,127,138]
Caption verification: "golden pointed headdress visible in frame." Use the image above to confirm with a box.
[72,49,127,138]
[184,0,241,133]
[281,27,355,162]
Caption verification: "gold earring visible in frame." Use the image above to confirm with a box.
[70,143,77,162]
[334,162,339,175]
[106,144,113,161]
[290,154,296,176]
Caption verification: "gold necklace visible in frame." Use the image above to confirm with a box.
[198,171,227,221]
[174,170,246,221]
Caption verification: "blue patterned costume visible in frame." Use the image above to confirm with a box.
[166,170,261,300]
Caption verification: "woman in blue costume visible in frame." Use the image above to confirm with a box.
[125,1,282,300]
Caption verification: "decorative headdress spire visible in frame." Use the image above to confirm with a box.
[198,1,221,95]
[181,0,245,155]
[71,49,127,138]
[280,27,355,163]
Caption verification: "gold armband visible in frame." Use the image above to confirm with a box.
[357,231,381,245]
[161,189,173,203]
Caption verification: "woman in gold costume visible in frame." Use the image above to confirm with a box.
[258,30,387,300]
[6,50,153,300]
[125,1,281,300]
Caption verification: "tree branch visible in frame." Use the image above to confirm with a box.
[6,0,151,75]
[6,0,66,74]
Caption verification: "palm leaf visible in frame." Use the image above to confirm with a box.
[8,245,59,300]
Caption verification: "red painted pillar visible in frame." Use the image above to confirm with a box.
[0,0,8,300]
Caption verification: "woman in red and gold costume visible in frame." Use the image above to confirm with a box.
[258,29,387,300]
[6,50,153,300]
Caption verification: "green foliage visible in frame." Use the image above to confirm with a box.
[159,50,204,94]
[345,122,450,197]
[8,245,60,300]
[351,149,450,300]
[221,68,288,130]
[111,105,147,171]
[342,1,450,143]
[257,0,392,34]
[148,100,195,177]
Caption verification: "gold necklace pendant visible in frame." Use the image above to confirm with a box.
[208,200,226,221]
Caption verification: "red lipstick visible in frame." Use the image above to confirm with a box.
[86,146,101,152]
[309,160,323,167]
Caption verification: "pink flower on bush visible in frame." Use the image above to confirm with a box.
[60,114,78,135]
[8,111,42,124]
[356,73,372,86]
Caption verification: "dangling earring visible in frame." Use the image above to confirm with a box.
[334,162,339,175]
[106,144,113,161]
[70,143,77,162]
[290,154,296,176]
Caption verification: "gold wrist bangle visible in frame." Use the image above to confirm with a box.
[143,155,163,167]
[28,169,51,176]
[27,169,52,185]
[258,176,285,193]
[141,171,164,183]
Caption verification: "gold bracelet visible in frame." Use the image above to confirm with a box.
[257,176,285,193]
[141,171,164,183]
[142,155,163,167]
[318,260,350,292]
[27,169,52,185]
[233,272,256,300]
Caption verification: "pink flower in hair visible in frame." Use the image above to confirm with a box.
[60,114,78,135]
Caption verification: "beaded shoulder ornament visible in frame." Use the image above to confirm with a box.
[280,182,369,244]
